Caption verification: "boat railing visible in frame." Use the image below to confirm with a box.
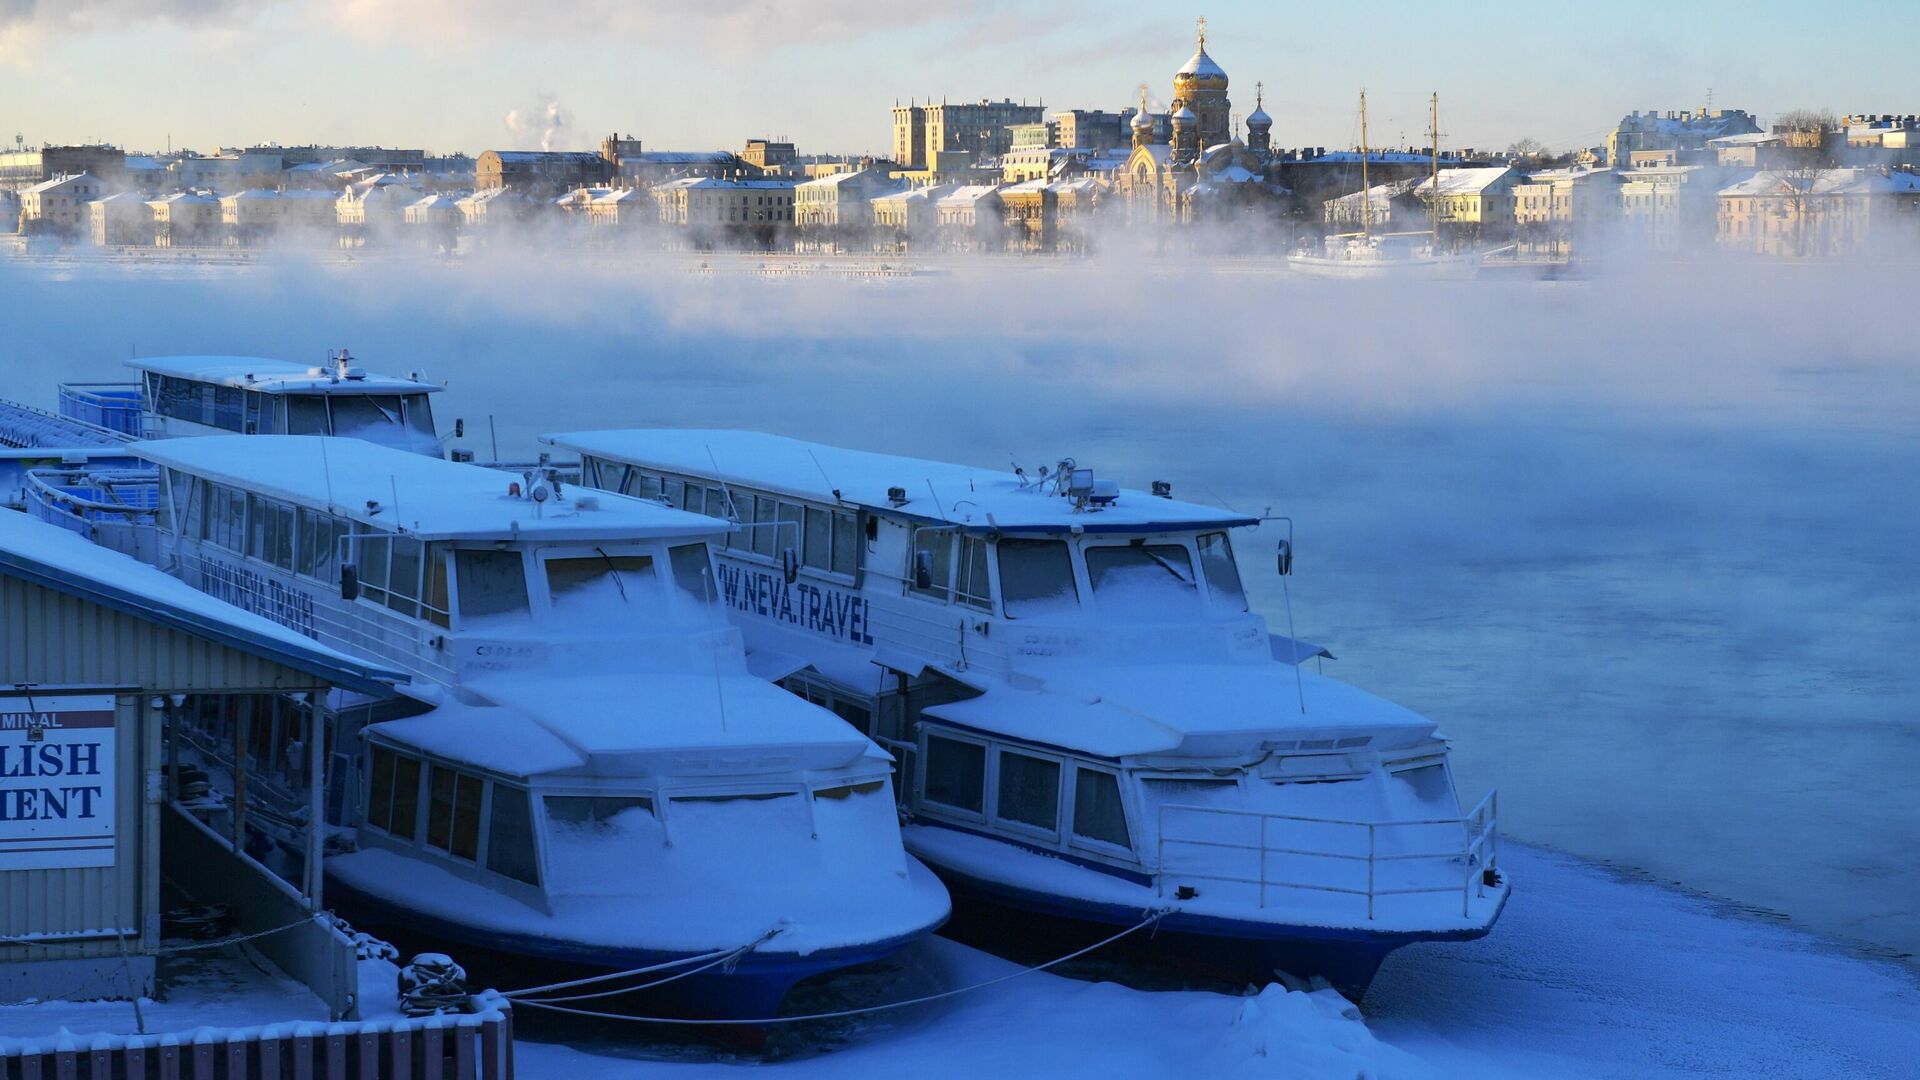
[58,381,145,436]
[172,547,460,688]
[1154,790,1499,920]
[25,466,161,558]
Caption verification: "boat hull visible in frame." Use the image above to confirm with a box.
[926,858,1507,999]
[326,871,939,1023]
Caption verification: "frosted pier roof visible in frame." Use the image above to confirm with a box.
[126,355,440,396]
[135,435,729,542]
[542,429,1259,535]
[0,510,405,696]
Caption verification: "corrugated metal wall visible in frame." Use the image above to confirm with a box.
[1,576,328,694]
[1,574,331,967]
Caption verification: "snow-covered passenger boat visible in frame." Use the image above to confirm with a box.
[544,430,1508,996]
[121,352,449,455]
[98,434,950,1020]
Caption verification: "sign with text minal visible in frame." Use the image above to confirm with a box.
[0,693,117,871]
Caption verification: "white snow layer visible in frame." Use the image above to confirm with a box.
[517,844,1919,1079]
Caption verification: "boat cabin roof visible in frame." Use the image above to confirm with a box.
[928,664,1437,759]
[370,673,880,779]
[134,435,729,543]
[126,356,440,396]
[542,429,1258,535]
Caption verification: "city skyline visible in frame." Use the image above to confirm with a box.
[2,1,1914,158]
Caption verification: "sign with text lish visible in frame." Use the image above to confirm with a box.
[0,694,117,871]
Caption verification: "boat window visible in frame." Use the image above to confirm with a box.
[328,395,403,439]
[546,552,658,618]
[832,511,859,577]
[297,509,338,580]
[367,748,421,840]
[1139,776,1241,811]
[668,543,718,606]
[663,478,685,511]
[803,506,831,570]
[155,375,204,423]
[455,549,529,624]
[703,485,732,525]
[244,391,266,434]
[544,796,654,828]
[678,482,701,514]
[1072,767,1131,849]
[955,536,992,611]
[354,530,392,607]
[211,386,244,432]
[1085,543,1201,615]
[910,531,952,602]
[422,545,450,629]
[752,495,778,558]
[484,784,541,886]
[1391,764,1452,804]
[178,472,205,540]
[815,780,886,800]
[1196,532,1248,612]
[924,735,985,814]
[776,501,804,561]
[622,469,662,502]
[995,750,1061,832]
[426,765,483,861]
[402,394,436,440]
[543,795,662,894]
[385,536,424,618]
[997,538,1079,618]
[284,395,329,435]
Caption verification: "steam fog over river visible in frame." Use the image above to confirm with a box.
[4,252,1916,968]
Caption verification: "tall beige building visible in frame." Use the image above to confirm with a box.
[891,99,1044,167]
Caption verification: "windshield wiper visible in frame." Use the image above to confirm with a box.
[1140,547,1193,585]
[595,546,629,604]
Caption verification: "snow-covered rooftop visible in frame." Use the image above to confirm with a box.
[134,435,730,542]
[1177,47,1227,81]
[125,355,439,396]
[541,429,1259,535]
[1415,167,1515,195]
[0,510,404,696]
[1718,168,1920,197]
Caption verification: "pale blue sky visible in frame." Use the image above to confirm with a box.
[1,1,1912,158]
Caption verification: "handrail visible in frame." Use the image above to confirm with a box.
[1154,790,1499,921]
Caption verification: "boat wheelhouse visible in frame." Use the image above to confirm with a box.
[545,429,1507,996]
[87,352,448,455]
[103,434,949,1020]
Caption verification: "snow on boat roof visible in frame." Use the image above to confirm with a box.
[541,429,1260,534]
[134,435,729,542]
[124,355,440,395]
[926,665,1436,759]
[371,673,879,779]
[0,510,405,697]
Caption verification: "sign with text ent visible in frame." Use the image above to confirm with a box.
[0,694,117,871]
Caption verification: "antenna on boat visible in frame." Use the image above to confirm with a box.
[704,443,741,523]
[924,480,948,519]
[488,415,499,463]
[805,448,842,504]
[318,438,335,513]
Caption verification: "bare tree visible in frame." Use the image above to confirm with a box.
[1507,137,1549,164]
[1773,108,1840,255]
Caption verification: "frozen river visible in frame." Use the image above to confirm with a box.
[2,252,1915,1070]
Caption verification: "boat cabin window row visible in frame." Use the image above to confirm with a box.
[144,372,435,439]
[582,458,861,579]
[908,530,1249,619]
[166,470,452,628]
[920,730,1134,859]
[365,745,541,887]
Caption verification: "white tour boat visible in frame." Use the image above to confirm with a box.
[42,434,949,1021]
[543,429,1507,996]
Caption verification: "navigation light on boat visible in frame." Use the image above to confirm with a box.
[913,549,934,590]
[783,546,801,585]
[1152,480,1173,499]
[1277,538,1294,576]
[340,563,360,601]
[887,485,908,507]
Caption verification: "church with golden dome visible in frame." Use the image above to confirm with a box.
[1121,18,1288,229]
